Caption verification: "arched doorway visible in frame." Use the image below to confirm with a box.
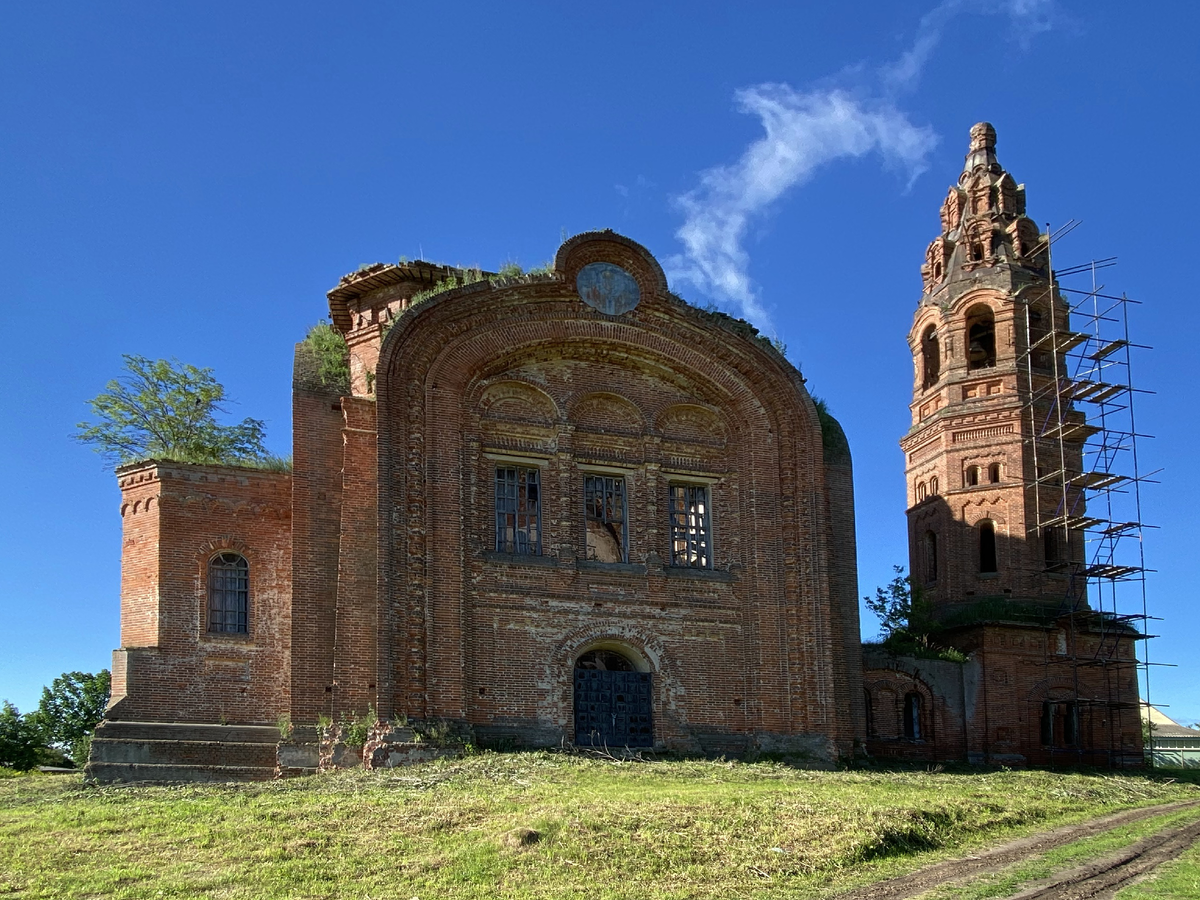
[573,648,653,748]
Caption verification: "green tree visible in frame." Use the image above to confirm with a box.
[74,356,268,466]
[865,566,964,660]
[0,702,44,771]
[33,670,110,766]
[866,566,923,640]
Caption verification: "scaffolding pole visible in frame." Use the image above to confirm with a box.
[1015,224,1155,767]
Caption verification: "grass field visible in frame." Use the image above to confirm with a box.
[1,753,1197,899]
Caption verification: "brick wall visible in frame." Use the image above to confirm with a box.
[371,232,858,754]
[288,344,347,724]
[108,462,291,724]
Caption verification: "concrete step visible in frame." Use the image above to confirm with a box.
[85,761,276,783]
[95,721,281,744]
[90,737,278,768]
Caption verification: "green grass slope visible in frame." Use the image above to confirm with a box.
[1,754,1196,899]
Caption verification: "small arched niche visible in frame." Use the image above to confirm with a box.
[965,305,996,370]
[571,392,645,435]
[657,403,727,445]
[477,380,559,423]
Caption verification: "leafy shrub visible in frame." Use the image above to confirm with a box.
[301,321,350,393]
[340,706,376,747]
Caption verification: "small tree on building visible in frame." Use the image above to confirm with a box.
[74,356,269,466]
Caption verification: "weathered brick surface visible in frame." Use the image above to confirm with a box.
[105,231,862,764]
[109,462,291,725]
[373,233,862,754]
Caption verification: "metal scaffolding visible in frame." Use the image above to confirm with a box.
[1016,221,1156,766]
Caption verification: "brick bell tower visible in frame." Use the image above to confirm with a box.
[901,122,1085,622]
[877,123,1143,766]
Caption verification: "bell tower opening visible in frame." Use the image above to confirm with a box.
[921,325,941,388]
[965,305,996,369]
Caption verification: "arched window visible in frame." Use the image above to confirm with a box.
[921,325,940,389]
[864,688,874,739]
[917,481,927,502]
[988,462,1001,484]
[929,476,939,495]
[1027,305,1051,369]
[1043,527,1059,566]
[208,552,248,633]
[903,692,923,740]
[925,531,939,583]
[966,465,980,487]
[978,521,998,574]
[965,305,996,370]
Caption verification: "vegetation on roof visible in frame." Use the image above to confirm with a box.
[300,321,351,394]
[74,355,276,469]
[865,567,969,663]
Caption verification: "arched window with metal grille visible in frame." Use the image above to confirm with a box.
[208,552,249,633]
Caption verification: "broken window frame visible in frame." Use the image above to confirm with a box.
[669,482,712,569]
[494,466,542,556]
[208,552,249,634]
[583,474,628,563]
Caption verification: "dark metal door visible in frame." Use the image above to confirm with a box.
[573,668,653,748]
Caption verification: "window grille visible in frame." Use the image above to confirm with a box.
[495,466,541,555]
[208,552,248,633]
[669,483,711,568]
[584,475,627,562]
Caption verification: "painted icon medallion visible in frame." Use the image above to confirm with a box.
[576,262,640,316]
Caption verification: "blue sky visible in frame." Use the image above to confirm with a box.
[2,1,1196,725]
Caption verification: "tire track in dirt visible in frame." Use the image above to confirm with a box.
[1001,815,1200,899]
[834,800,1200,900]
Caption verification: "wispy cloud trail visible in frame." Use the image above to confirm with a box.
[667,0,1055,330]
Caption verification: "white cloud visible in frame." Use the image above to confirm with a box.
[668,0,1056,329]
[666,87,937,327]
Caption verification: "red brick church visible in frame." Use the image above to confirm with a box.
[88,125,1144,780]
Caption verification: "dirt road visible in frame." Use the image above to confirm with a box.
[837,800,1200,900]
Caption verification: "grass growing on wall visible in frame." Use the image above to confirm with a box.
[0,754,1196,899]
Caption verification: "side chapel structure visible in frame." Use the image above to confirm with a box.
[88,124,1144,781]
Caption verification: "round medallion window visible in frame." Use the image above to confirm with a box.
[576,262,640,316]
